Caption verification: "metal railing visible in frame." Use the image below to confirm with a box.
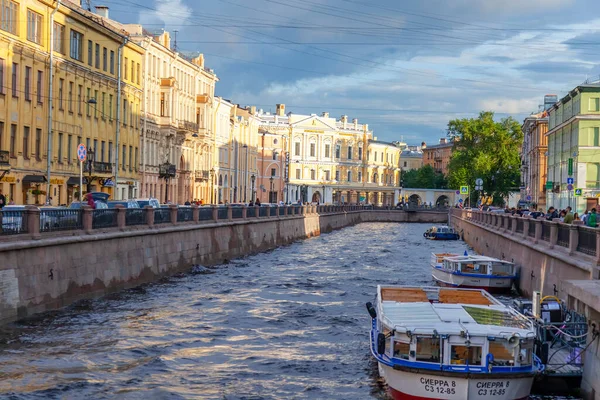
[505,217,512,231]
[528,220,536,238]
[217,208,228,220]
[247,207,256,218]
[199,207,213,221]
[516,219,524,233]
[0,150,9,165]
[92,209,118,229]
[177,207,194,222]
[154,208,171,224]
[278,207,285,216]
[232,207,243,219]
[557,225,570,248]
[125,209,146,226]
[541,221,551,241]
[577,227,597,256]
[0,209,28,235]
[40,209,82,232]
[270,207,277,217]
[259,207,268,217]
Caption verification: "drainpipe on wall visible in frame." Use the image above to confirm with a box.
[46,0,61,204]
[114,38,127,200]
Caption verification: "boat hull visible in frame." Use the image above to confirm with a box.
[425,233,460,240]
[379,364,533,400]
[431,267,513,293]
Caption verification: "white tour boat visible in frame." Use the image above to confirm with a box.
[430,254,518,293]
[367,286,542,400]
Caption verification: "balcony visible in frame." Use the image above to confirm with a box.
[160,77,175,88]
[0,150,9,165]
[195,170,209,182]
[84,161,112,174]
[196,94,210,104]
[178,120,199,134]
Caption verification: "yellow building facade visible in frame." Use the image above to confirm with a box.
[0,0,143,205]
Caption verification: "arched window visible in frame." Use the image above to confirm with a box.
[373,172,378,184]
[218,174,223,186]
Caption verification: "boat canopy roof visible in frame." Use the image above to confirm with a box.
[443,255,514,265]
[377,286,534,338]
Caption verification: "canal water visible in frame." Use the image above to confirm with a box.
[0,223,568,399]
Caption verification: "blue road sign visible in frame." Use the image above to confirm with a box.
[459,198,463,203]
[567,184,574,191]
[567,177,574,185]
[526,195,531,201]
[77,144,87,162]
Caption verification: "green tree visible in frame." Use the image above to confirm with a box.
[447,111,522,206]
[402,165,448,189]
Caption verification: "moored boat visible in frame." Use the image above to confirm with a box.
[367,286,542,400]
[430,254,518,294]
[424,226,460,240]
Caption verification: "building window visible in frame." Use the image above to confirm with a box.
[358,146,362,160]
[53,22,65,54]
[296,168,301,179]
[0,0,18,35]
[335,170,340,181]
[272,151,277,160]
[310,143,315,157]
[87,40,93,66]
[35,128,41,159]
[9,124,16,157]
[22,126,29,158]
[374,152,377,162]
[101,47,107,71]
[122,145,126,170]
[95,43,100,68]
[24,66,31,101]
[310,169,316,180]
[36,70,42,103]
[94,90,98,118]
[11,62,17,97]
[101,92,106,119]
[404,161,407,167]
[131,61,134,83]
[110,50,115,74]
[68,81,73,112]
[347,171,352,182]
[57,132,63,161]
[347,146,352,160]
[134,147,138,171]
[86,88,91,116]
[101,141,105,162]
[124,57,128,80]
[271,168,276,177]
[108,141,112,164]
[26,10,43,44]
[58,79,64,109]
[70,29,83,61]
[325,144,330,158]
[77,85,82,115]
[137,63,140,85]
[0,58,4,94]
[358,171,362,182]
[123,99,128,125]
[109,94,113,120]
[294,141,300,156]
[335,144,341,158]
[590,98,600,112]
[129,146,133,171]
[67,134,72,162]
[325,170,330,180]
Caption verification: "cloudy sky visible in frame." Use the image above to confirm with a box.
[103,0,600,144]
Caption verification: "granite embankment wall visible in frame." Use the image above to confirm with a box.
[0,208,447,325]
[449,208,600,299]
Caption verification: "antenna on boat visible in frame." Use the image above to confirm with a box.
[464,250,468,256]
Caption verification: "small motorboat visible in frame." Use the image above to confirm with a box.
[424,226,460,240]
[430,253,518,293]
[367,286,542,400]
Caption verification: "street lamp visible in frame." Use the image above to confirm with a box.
[86,147,95,193]
[210,168,215,204]
[269,176,274,203]
[251,173,256,203]
[159,159,176,204]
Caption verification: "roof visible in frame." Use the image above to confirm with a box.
[443,255,514,265]
[377,286,534,338]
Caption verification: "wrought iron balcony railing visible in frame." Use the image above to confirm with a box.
[83,161,112,173]
[195,170,210,182]
[0,150,9,165]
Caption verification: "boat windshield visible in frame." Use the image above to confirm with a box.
[460,262,488,275]
[416,337,441,363]
[393,341,410,360]
[490,262,514,276]
[489,341,515,366]
[451,345,482,365]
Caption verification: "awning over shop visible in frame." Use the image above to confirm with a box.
[22,175,47,184]
[66,177,80,186]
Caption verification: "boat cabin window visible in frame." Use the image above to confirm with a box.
[490,263,514,276]
[488,341,515,366]
[393,340,410,360]
[416,337,441,363]
[450,345,482,365]
[519,342,533,366]
[460,263,488,275]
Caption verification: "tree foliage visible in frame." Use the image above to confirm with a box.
[446,112,522,205]
[402,164,448,189]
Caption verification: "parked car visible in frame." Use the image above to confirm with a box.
[1,205,26,233]
[107,200,141,209]
[107,200,144,225]
[135,198,160,208]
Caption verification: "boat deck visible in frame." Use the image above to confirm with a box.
[380,287,493,305]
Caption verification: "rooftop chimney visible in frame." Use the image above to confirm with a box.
[95,5,109,18]
[250,106,256,115]
[322,112,329,118]
[421,141,426,149]
[341,115,348,129]
[439,138,447,144]
[352,118,358,129]
[276,104,285,117]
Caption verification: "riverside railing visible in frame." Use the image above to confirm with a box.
[451,208,600,263]
[0,204,407,240]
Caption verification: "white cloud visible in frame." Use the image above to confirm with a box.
[138,0,192,31]
[452,0,574,13]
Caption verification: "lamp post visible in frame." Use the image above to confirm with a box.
[243,144,249,202]
[251,173,256,203]
[86,147,95,193]
[159,160,176,204]
[269,176,274,203]
[210,168,215,204]
[322,182,326,204]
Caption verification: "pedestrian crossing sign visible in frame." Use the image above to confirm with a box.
[460,186,469,195]
[574,188,583,196]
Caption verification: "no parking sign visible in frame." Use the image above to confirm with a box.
[77,144,87,162]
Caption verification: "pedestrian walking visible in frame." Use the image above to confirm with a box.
[586,208,597,228]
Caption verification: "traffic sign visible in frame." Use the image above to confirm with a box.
[567,184,573,191]
[455,190,460,195]
[459,198,463,203]
[526,195,532,201]
[77,144,87,162]
[574,188,583,197]
[475,185,483,191]
[460,186,469,195]
[475,178,483,186]
[567,177,574,185]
